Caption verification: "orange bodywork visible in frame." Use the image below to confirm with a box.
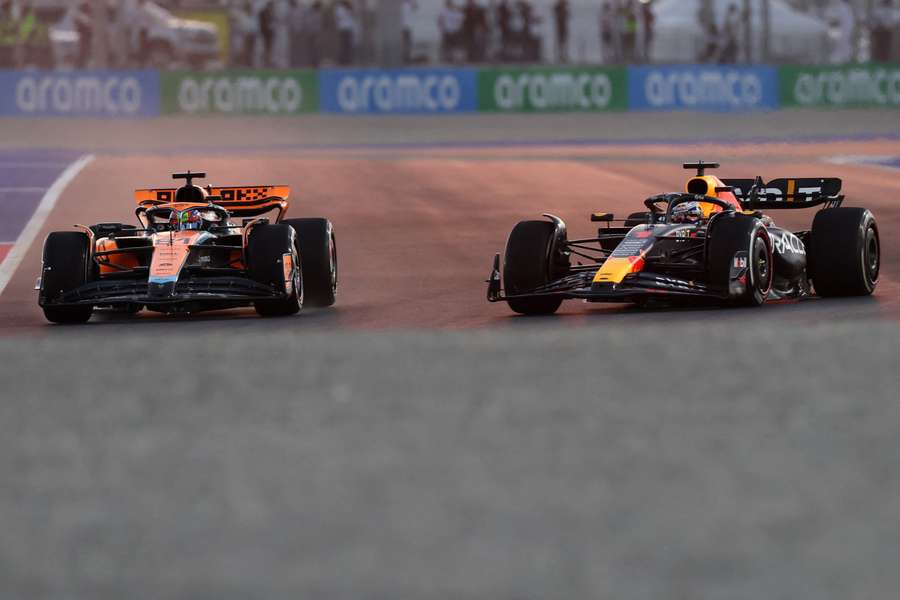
[149,231,205,281]
[96,183,290,276]
[134,185,290,209]
[684,175,742,217]
[95,238,141,274]
[135,186,290,223]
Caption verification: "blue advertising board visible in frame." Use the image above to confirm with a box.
[627,66,779,111]
[0,70,160,117]
[320,68,478,114]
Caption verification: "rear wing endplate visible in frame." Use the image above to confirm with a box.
[720,178,842,210]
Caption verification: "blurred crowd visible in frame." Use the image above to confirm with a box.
[434,0,653,64]
[1,0,222,69]
[231,0,361,68]
[1,0,653,69]
[1,0,897,70]
[820,0,897,63]
[596,0,655,63]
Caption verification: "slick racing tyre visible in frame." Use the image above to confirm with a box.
[283,218,337,308]
[707,213,773,307]
[809,208,879,297]
[40,231,94,324]
[248,224,302,317]
[503,220,569,315]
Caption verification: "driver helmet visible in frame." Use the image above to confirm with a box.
[179,209,203,231]
[671,201,705,224]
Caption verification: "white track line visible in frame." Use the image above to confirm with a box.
[0,154,95,297]
[825,155,900,171]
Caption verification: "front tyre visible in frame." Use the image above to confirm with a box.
[282,218,337,308]
[247,224,302,317]
[503,220,568,315]
[809,208,879,297]
[707,213,773,307]
[40,231,94,324]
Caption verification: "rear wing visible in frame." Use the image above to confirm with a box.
[720,178,843,210]
[134,185,291,218]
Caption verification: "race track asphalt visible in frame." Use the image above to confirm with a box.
[1,111,899,599]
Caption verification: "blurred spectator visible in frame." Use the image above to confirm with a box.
[0,0,37,68]
[335,0,356,65]
[259,0,275,67]
[522,0,542,62]
[438,0,464,63]
[463,0,488,63]
[114,0,137,68]
[230,0,257,67]
[871,0,896,62]
[698,15,719,62]
[106,1,126,67]
[496,0,511,60]
[553,0,569,63]
[621,0,637,63]
[641,0,655,62]
[504,0,524,60]
[305,1,324,67]
[403,0,417,63]
[598,2,616,63]
[719,3,740,63]
[826,0,856,64]
[0,0,13,68]
[500,0,543,63]
[271,0,291,68]
[74,1,93,68]
[133,0,156,67]
[0,0,17,67]
[289,0,305,67]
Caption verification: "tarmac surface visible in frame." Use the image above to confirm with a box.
[1,110,899,599]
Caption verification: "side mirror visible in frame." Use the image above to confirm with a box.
[591,212,615,222]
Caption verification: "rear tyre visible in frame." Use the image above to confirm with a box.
[503,220,568,315]
[247,224,302,317]
[282,218,337,308]
[40,231,94,324]
[707,213,772,307]
[809,208,879,297]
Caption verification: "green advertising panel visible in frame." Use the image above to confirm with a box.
[162,70,319,115]
[780,64,900,108]
[478,67,626,112]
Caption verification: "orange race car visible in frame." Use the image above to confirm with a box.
[37,172,337,324]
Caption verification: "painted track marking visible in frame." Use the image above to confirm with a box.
[0,154,94,297]
[826,155,900,171]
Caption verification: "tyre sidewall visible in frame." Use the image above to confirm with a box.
[748,226,773,306]
[40,232,92,304]
[502,220,568,315]
[810,208,879,297]
[282,218,337,308]
[248,224,302,316]
[707,214,772,306]
[40,231,94,323]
